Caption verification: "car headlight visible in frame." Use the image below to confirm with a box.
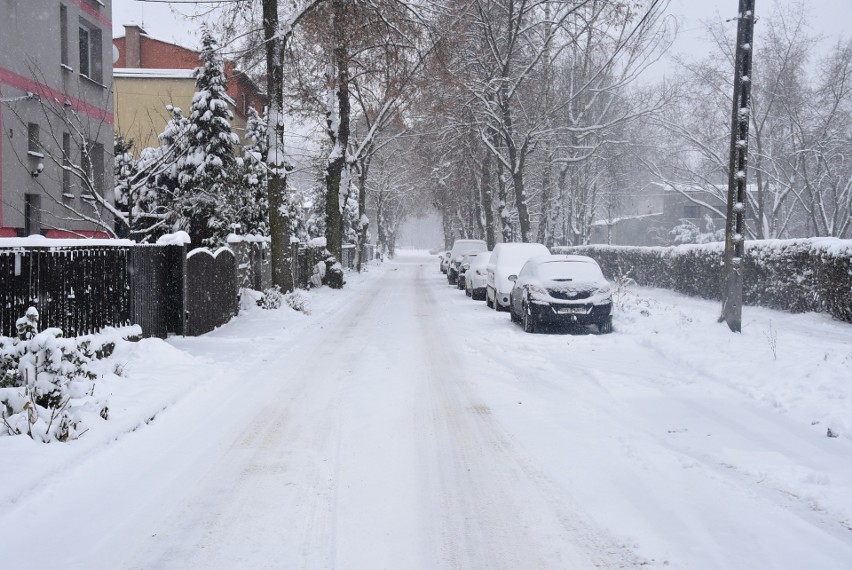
[597,284,612,295]
[527,284,548,300]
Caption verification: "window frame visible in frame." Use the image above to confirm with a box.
[78,18,103,84]
[60,4,71,70]
[24,194,42,236]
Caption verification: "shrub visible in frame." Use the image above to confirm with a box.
[0,308,107,442]
[284,290,311,315]
[258,285,283,310]
[553,238,852,323]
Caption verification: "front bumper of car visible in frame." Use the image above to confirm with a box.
[528,298,612,326]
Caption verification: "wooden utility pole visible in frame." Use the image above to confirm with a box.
[721,0,756,332]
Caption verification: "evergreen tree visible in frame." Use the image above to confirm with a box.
[176,27,240,246]
[232,107,270,236]
[113,107,190,242]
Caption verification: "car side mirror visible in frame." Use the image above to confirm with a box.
[508,275,518,282]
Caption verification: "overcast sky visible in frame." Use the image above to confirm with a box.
[112,0,850,75]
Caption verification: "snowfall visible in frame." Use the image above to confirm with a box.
[0,250,850,569]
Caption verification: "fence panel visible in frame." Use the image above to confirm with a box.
[231,240,271,291]
[129,245,185,338]
[0,246,133,337]
[184,247,238,336]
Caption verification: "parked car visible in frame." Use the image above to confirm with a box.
[439,251,451,274]
[457,250,486,290]
[486,242,550,310]
[464,252,491,300]
[447,239,487,285]
[508,254,613,334]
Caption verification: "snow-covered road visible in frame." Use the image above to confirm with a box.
[1,251,851,569]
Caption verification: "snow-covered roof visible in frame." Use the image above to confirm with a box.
[592,212,664,226]
[114,68,196,79]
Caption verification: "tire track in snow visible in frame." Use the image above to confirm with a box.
[122,273,390,569]
[414,264,643,569]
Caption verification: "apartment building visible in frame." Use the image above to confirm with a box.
[0,0,115,238]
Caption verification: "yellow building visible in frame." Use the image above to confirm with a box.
[113,25,266,154]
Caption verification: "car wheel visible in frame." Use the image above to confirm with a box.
[598,317,613,334]
[510,303,520,323]
[522,303,536,333]
[486,289,493,308]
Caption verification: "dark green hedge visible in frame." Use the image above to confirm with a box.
[552,239,852,323]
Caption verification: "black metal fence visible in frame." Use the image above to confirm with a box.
[0,246,132,337]
[185,248,239,336]
[129,245,185,338]
[1,238,371,338]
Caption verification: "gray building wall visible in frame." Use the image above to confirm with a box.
[0,0,114,237]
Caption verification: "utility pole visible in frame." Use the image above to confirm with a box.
[720,0,756,332]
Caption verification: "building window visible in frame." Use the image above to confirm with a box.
[27,123,43,156]
[60,5,70,68]
[78,20,103,83]
[62,133,73,199]
[25,195,42,236]
[683,205,700,219]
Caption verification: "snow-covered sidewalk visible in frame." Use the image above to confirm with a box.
[0,250,850,569]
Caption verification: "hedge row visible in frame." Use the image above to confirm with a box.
[552,238,852,323]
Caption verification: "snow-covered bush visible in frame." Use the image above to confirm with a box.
[0,309,116,442]
[669,216,725,245]
[258,285,283,310]
[283,290,311,315]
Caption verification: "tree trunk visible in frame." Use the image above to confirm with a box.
[496,158,511,243]
[263,0,293,292]
[355,153,370,272]
[479,148,496,249]
[324,0,351,265]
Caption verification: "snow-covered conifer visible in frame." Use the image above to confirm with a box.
[175,26,240,246]
[232,106,270,236]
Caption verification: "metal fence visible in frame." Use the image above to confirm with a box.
[1,239,371,338]
[129,245,185,338]
[185,247,239,336]
[0,246,132,337]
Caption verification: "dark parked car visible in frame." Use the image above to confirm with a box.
[508,255,613,334]
[447,239,487,285]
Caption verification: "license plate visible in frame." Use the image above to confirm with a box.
[557,306,587,315]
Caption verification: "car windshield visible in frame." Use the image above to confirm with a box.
[537,261,603,282]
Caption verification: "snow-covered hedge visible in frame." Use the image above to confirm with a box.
[553,238,852,323]
[0,308,141,442]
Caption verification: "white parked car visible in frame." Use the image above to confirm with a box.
[457,250,488,291]
[508,254,613,334]
[486,242,550,310]
[447,239,487,285]
[464,252,491,300]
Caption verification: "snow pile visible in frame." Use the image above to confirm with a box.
[156,230,191,246]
